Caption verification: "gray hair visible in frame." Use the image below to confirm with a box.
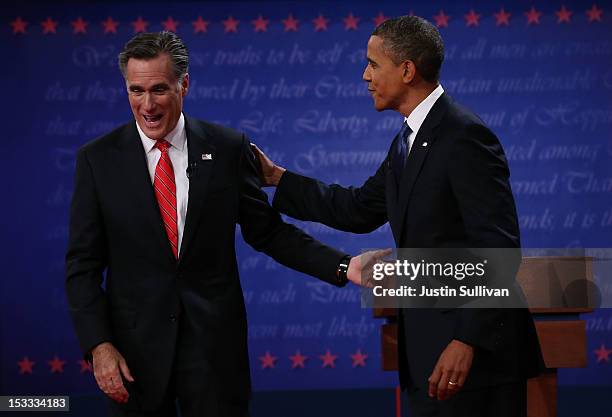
[372,16,444,83]
[118,31,189,82]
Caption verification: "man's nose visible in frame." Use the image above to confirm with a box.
[362,66,370,82]
[142,93,156,112]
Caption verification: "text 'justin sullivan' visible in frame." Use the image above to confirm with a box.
[372,285,510,298]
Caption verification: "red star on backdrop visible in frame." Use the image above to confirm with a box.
[494,8,512,26]
[78,359,93,373]
[289,351,308,369]
[192,16,209,33]
[132,16,148,33]
[41,17,58,34]
[343,12,360,30]
[350,349,368,367]
[594,344,612,363]
[319,349,337,368]
[525,7,542,25]
[17,357,35,374]
[101,16,119,34]
[282,14,299,32]
[464,9,480,27]
[252,15,269,32]
[162,16,179,32]
[433,10,450,28]
[11,17,28,34]
[312,14,329,31]
[223,16,239,33]
[556,5,573,23]
[586,4,603,22]
[71,17,88,34]
[259,351,277,369]
[372,12,389,27]
[48,356,66,374]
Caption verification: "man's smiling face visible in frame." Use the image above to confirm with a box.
[125,53,188,140]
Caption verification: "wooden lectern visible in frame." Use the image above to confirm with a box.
[375,256,594,417]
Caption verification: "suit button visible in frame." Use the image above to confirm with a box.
[169,314,177,322]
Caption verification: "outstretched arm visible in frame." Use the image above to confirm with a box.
[239,138,348,285]
[240,138,389,287]
[251,143,389,233]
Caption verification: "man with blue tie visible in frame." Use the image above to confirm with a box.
[252,15,544,417]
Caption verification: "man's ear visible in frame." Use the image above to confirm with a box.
[181,73,190,97]
[401,61,416,83]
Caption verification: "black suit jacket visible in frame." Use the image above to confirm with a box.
[65,116,347,410]
[273,94,544,391]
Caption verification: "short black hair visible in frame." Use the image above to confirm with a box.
[372,16,444,83]
[118,31,189,82]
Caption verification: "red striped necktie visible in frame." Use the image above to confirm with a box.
[153,139,178,259]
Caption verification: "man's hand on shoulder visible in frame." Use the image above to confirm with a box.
[92,342,135,404]
[250,143,286,187]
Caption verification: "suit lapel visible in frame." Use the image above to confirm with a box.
[394,94,450,242]
[116,122,176,263]
[179,117,216,261]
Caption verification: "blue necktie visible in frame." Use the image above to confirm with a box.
[393,122,412,186]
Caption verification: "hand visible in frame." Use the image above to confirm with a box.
[428,339,474,400]
[92,342,135,404]
[250,143,286,187]
[347,249,393,287]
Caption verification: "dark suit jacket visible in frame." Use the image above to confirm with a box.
[65,116,347,410]
[273,94,544,391]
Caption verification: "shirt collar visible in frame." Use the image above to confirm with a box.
[404,84,445,135]
[137,113,186,153]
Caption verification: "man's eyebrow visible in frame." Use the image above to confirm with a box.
[128,83,170,91]
[367,57,377,65]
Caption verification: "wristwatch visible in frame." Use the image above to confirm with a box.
[336,255,352,286]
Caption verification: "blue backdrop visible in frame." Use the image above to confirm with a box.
[2,0,611,400]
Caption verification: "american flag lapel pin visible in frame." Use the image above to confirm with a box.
[202,153,213,160]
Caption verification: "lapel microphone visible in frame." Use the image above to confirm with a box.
[186,162,198,179]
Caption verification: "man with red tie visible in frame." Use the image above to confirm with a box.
[65,31,364,417]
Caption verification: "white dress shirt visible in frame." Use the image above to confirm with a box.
[136,113,189,253]
[405,84,445,154]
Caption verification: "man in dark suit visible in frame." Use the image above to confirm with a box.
[252,16,544,417]
[65,31,366,417]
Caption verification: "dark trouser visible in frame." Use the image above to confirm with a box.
[107,313,249,417]
[406,381,526,417]
[106,366,249,417]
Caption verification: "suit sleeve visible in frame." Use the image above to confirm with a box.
[237,137,348,286]
[271,156,389,234]
[65,148,112,357]
[448,124,520,248]
[447,124,521,351]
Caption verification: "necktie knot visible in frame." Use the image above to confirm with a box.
[155,139,171,153]
[400,121,412,141]
[392,122,412,187]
